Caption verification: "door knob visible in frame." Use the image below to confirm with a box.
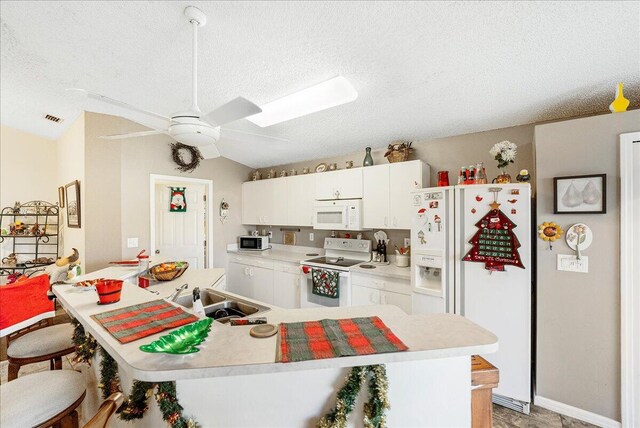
[155,250,160,254]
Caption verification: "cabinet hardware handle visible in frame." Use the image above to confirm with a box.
[393,217,397,227]
[370,292,376,303]
[384,217,388,226]
[381,294,387,304]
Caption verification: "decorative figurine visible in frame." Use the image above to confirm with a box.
[609,82,630,113]
[516,169,531,182]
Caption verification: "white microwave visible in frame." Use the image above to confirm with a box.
[238,235,269,251]
[313,199,363,230]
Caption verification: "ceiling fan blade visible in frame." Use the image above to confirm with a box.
[99,130,166,140]
[220,128,289,144]
[68,88,171,131]
[202,97,262,127]
[198,144,221,159]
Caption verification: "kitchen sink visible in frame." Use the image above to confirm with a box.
[173,289,227,309]
[172,289,270,323]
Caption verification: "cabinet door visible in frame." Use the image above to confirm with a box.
[381,290,412,314]
[268,178,288,226]
[315,169,363,200]
[227,261,251,297]
[242,182,261,225]
[273,268,301,309]
[363,164,390,228]
[389,161,423,229]
[249,265,274,304]
[351,284,380,306]
[287,174,315,226]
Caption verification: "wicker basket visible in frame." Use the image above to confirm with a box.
[384,141,413,163]
[150,262,189,281]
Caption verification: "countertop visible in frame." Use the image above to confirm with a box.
[227,244,324,265]
[54,268,497,382]
[350,262,411,280]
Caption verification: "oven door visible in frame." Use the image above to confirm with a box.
[299,266,350,307]
[312,205,348,230]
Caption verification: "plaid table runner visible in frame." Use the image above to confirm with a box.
[91,300,199,344]
[278,316,408,363]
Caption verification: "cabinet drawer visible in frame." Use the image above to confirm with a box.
[351,273,411,295]
[229,255,274,270]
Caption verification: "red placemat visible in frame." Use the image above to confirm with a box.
[91,300,199,344]
[278,316,408,363]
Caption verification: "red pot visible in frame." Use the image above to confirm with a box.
[95,279,123,305]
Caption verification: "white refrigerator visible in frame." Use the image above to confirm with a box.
[411,183,532,413]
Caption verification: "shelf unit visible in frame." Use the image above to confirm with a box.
[0,201,60,277]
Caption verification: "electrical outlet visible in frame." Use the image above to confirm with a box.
[404,238,411,248]
[127,237,138,248]
[309,232,314,242]
[557,254,588,273]
[268,231,273,239]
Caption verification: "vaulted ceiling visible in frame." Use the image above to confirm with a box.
[1,1,638,168]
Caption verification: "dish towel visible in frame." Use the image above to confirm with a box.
[92,300,199,344]
[311,268,340,299]
[278,316,408,363]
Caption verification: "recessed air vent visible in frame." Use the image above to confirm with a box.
[43,114,63,123]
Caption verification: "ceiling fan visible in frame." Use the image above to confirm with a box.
[69,6,288,159]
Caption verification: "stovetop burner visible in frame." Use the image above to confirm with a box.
[305,256,363,268]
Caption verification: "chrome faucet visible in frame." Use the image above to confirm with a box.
[166,283,189,302]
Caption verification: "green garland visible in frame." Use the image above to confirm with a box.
[98,347,120,400]
[318,365,390,428]
[71,318,98,365]
[118,380,154,420]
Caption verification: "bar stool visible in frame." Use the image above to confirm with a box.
[0,369,86,428]
[6,322,75,381]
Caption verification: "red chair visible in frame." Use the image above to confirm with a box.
[0,275,74,381]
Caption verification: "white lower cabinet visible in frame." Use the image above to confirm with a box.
[273,265,301,309]
[228,256,300,309]
[350,272,412,314]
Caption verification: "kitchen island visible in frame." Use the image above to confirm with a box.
[54,268,497,427]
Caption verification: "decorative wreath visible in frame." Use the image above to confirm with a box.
[170,142,203,173]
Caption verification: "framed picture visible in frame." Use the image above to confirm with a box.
[65,180,81,228]
[58,186,65,208]
[554,174,606,214]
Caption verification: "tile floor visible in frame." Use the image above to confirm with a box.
[0,358,600,428]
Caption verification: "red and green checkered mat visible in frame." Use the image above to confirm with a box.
[91,300,200,344]
[278,316,408,363]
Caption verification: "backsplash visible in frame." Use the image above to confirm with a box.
[244,226,410,253]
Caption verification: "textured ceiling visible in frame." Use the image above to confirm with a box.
[1,1,639,168]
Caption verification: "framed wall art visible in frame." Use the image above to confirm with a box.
[553,174,606,214]
[65,180,81,227]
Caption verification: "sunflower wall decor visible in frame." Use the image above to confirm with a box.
[538,221,563,250]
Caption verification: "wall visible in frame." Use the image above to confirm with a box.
[252,123,534,249]
[0,125,58,208]
[535,109,640,422]
[118,127,252,270]
[56,113,86,262]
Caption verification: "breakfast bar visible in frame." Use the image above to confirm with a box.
[53,268,498,427]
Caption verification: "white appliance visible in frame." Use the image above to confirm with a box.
[300,238,371,308]
[411,183,532,413]
[313,199,364,231]
[238,235,269,251]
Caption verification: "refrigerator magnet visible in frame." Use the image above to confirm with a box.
[508,199,517,204]
[475,195,483,201]
[511,209,517,214]
[511,189,520,195]
[471,208,477,214]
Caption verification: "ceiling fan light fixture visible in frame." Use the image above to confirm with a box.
[169,117,220,147]
[246,75,358,127]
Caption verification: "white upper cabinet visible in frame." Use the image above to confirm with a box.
[390,161,429,229]
[363,164,390,228]
[270,178,287,226]
[315,168,363,200]
[242,180,265,225]
[362,160,429,229]
[287,174,315,227]
[242,179,287,226]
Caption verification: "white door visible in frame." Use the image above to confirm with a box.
[390,161,423,229]
[287,174,315,226]
[155,183,206,268]
[363,164,390,228]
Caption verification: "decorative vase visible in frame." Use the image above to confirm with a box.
[494,169,511,184]
[609,82,630,113]
[363,147,374,166]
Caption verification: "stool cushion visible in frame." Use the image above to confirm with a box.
[0,370,85,428]
[7,323,74,359]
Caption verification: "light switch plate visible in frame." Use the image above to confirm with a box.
[309,232,314,242]
[127,237,139,248]
[557,254,588,273]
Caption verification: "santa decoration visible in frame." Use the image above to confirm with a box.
[170,188,187,212]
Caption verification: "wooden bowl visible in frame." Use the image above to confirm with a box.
[150,262,189,281]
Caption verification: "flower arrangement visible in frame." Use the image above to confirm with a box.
[489,141,518,170]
